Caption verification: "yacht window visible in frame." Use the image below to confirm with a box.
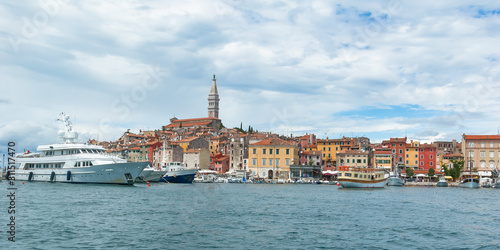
[89,161,93,166]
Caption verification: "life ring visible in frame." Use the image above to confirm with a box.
[345,167,349,171]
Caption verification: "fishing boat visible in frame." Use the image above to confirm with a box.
[459,172,480,188]
[160,162,197,183]
[337,166,387,188]
[386,171,404,186]
[11,113,149,185]
[436,177,448,187]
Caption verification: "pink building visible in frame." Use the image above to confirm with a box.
[214,156,230,173]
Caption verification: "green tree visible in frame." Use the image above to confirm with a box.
[442,164,449,176]
[428,167,435,180]
[450,159,464,181]
[308,160,314,166]
[406,167,414,177]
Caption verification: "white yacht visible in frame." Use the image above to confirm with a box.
[11,113,149,185]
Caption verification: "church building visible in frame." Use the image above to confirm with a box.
[163,75,221,131]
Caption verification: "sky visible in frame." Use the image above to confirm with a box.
[1,0,500,156]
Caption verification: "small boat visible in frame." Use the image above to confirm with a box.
[480,177,492,188]
[160,162,197,183]
[492,177,500,188]
[338,166,387,188]
[386,171,404,186]
[436,177,448,187]
[459,172,480,188]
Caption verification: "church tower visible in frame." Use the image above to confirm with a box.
[208,74,220,118]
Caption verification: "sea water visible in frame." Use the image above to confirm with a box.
[1,182,499,249]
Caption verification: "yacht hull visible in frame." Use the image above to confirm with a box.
[460,180,480,188]
[14,162,149,185]
[160,169,197,183]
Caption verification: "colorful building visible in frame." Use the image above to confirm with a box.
[405,140,419,170]
[382,137,406,165]
[418,143,436,171]
[372,148,393,170]
[462,134,500,178]
[248,138,299,180]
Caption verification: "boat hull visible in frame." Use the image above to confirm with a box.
[387,177,404,186]
[160,169,197,183]
[460,180,480,188]
[338,178,387,188]
[436,181,448,187]
[143,170,168,182]
[14,162,149,185]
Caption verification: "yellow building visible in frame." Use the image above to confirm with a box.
[249,138,299,180]
[317,137,356,166]
[372,149,393,170]
[405,140,419,169]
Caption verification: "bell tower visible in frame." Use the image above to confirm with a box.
[208,74,220,118]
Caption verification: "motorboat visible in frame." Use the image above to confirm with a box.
[160,162,197,183]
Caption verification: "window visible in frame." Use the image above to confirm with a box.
[262,159,266,166]
[469,142,474,147]
[252,158,256,165]
[263,149,266,154]
[470,151,474,157]
[415,160,418,165]
[392,149,395,153]
[406,154,409,158]
[406,160,409,164]
[420,155,424,159]
[490,151,494,157]
[276,159,280,166]
[286,159,290,166]
[430,155,433,159]
[415,154,418,158]
[286,149,290,155]
[420,162,423,166]
[430,162,433,166]
[480,151,485,158]
[490,142,494,148]
[481,142,485,148]
[399,149,403,154]
[400,144,402,147]
[253,149,256,154]
[269,159,273,166]
[363,159,366,163]
[276,149,280,155]
[406,148,409,152]
[269,149,273,155]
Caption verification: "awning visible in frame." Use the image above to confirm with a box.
[322,170,338,176]
[445,176,453,179]
[415,174,426,177]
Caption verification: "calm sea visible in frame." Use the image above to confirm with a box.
[1,182,499,249]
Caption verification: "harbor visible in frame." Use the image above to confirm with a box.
[1,181,499,249]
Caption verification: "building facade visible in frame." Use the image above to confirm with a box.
[248,138,299,180]
[462,134,500,177]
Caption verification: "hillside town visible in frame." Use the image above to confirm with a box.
[91,76,500,182]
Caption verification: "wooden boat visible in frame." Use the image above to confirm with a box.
[337,166,387,188]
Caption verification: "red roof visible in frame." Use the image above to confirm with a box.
[172,117,220,123]
[251,138,295,146]
[463,135,500,140]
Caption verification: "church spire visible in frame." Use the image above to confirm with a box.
[208,74,220,118]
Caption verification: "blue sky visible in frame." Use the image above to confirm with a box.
[1,0,500,156]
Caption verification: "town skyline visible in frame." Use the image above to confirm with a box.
[1,1,500,154]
